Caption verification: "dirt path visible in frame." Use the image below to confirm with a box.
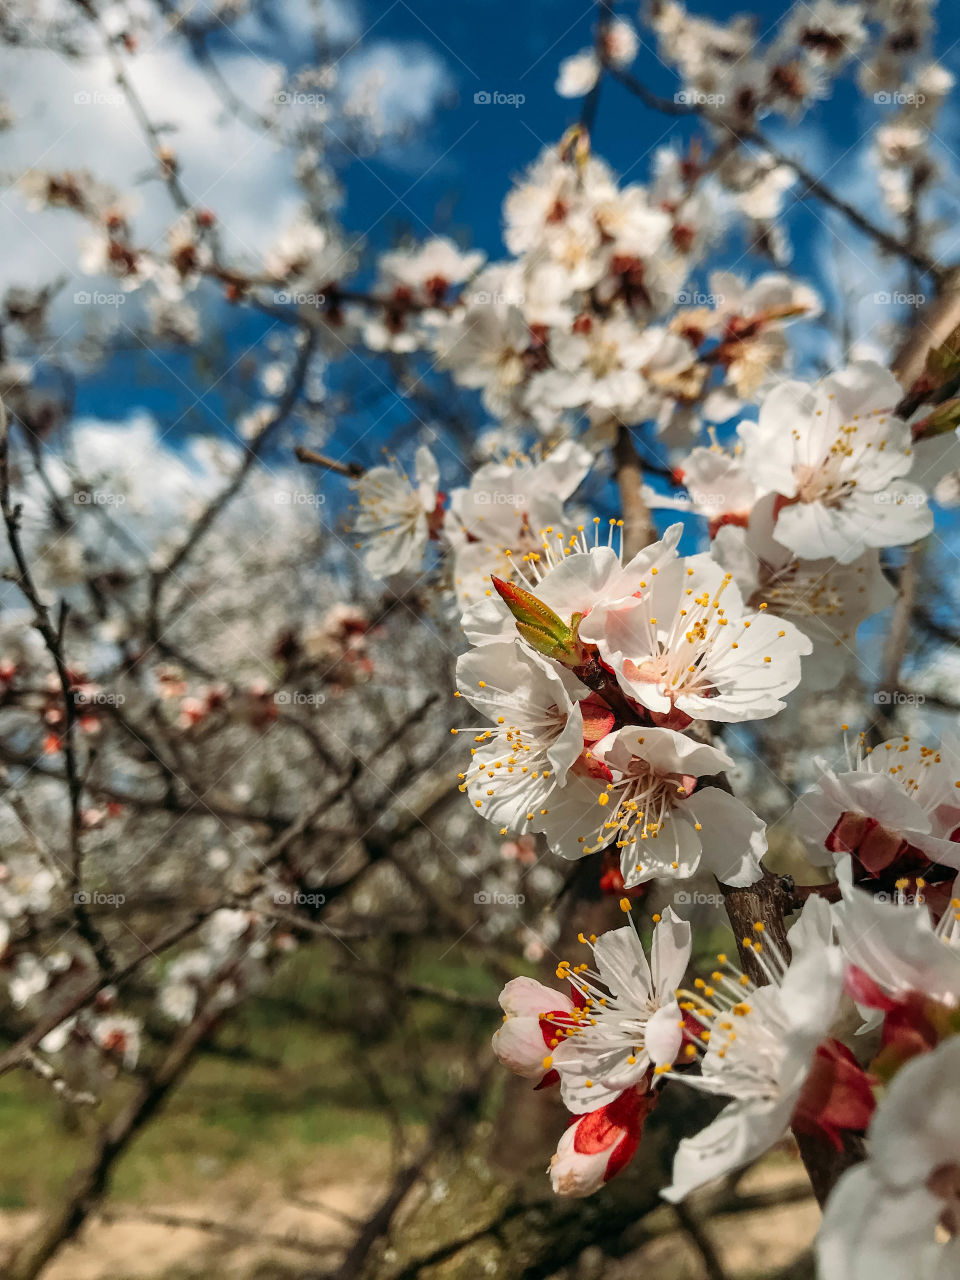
[0,1157,817,1279]
[0,1172,383,1279]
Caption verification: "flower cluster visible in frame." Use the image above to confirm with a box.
[493,840,960,1280]
[454,518,809,889]
[334,55,957,1266]
[648,360,931,690]
[350,439,593,610]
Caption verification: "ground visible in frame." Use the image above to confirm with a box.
[0,934,820,1278]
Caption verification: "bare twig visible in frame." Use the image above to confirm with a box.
[0,400,115,976]
[671,1200,731,1280]
[295,445,365,478]
[329,1071,489,1280]
[603,62,949,282]
[149,331,318,636]
[23,1050,99,1106]
[97,1206,339,1258]
[5,987,228,1279]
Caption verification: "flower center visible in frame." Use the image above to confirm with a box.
[793,458,853,506]
[585,338,623,379]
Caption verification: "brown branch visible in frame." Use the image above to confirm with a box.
[295,445,365,478]
[732,122,948,285]
[5,990,226,1280]
[337,967,499,1012]
[330,1072,488,1280]
[869,545,920,741]
[22,1051,99,1107]
[0,780,334,1081]
[613,424,655,559]
[0,910,208,1081]
[97,1206,339,1259]
[891,265,960,390]
[0,400,115,977]
[671,1200,731,1280]
[149,330,317,636]
[70,0,193,215]
[718,872,793,985]
[603,62,948,282]
[792,1129,867,1211]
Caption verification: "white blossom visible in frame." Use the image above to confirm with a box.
[739,362,933,563]
[352,446,440,578]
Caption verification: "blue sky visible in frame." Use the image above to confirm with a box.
[200,0,960,391]
[327,0,960,275]
[11,0,960,474]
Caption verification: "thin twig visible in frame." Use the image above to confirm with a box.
[149,331,318,637]
[97,1206,339,1258]
[23,1050,99,1107]
[329,1072,488,1280]
[671,1201,731,1280]
[0,400,115,976]
[295,445,365,478]
[603,62,949,282]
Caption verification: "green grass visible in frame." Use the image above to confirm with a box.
[0,938,501,1210]
[0,920,741,1211]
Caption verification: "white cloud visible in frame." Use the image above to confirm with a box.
[337,39,454,139]
[0,0,454,311]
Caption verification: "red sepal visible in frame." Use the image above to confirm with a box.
[792,1039,876,1150]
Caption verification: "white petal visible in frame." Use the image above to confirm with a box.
[492,1017,551,1079]
[499,975,572,1019]
[644,1000,683,1067]
[662,1097,791,1201]
[868,1036,960,1190]
[650,907,692,997]
[549,1120,611,1196]
[683,788,766,886]
[593,925,652,1002]
[599,725,732,779]
[621,811,703,886]
[818,1165,939,1280]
